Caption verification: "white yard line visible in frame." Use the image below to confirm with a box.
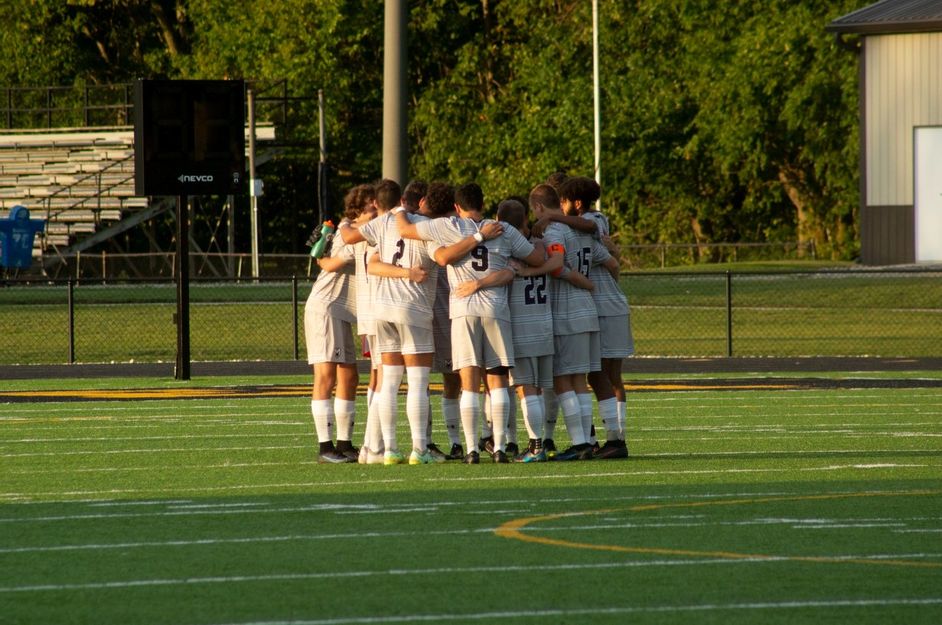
[205,598,942,625]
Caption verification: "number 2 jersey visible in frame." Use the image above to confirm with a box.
[508,240,554,358]
[357,211,439,329]
[415,216,534,322]
[542,221,609,335]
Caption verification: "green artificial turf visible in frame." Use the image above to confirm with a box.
[1,378,940,624]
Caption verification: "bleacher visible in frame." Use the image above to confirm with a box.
[0,125,275,258]
[0,128,142,253]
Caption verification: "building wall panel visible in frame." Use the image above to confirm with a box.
[866,32,942,206]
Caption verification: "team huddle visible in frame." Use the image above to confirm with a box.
[303,174,633,465]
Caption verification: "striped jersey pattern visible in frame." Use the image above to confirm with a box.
[353,240,377,335]
[581,211,628,317]
[358,211,439,329]
[305,219,357,322]
[416,216,533,322]
[542,221,601,335]
[508,241,554,357]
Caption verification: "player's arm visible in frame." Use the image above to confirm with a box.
[514,240,563,277]
[367,253,428,283]
[531,213,597,238]
[316,255,351,273]
[602,255,620,280]
[337,221,366,245]
[561,269,594,291]
[431,222,505,267]
[453,268,515,298]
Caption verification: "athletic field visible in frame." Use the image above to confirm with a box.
[2,373,941,624]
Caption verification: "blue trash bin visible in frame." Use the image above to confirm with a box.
[0,205,46,269]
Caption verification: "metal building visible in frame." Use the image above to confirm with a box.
[828,0,942,265]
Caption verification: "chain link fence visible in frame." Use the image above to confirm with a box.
[1,269,940,365]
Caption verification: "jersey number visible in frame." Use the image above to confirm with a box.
[471,245,489,271]
[523,275,547,305]
[391,238,405,267]
[575,247,591,277]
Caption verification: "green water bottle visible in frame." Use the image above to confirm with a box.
[309,220,336,259]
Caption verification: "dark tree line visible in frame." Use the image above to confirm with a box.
[1,0,865,260]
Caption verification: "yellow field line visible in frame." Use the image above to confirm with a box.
[0,381,800,402]
[494,490,942,569]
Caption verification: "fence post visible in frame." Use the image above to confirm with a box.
[68,279,75,364]
[725,270,733,357]
[292,275,300,360]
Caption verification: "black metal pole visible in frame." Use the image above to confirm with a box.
[175,195,191,380]
[725,270,733,357]
[292,275,299,360]
[67,279,75,364]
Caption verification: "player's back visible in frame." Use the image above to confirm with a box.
[359,211,438,328]
[306,219,357,322]
[581,211,627,316]
[508,240,554,357]
[542,222,599,335]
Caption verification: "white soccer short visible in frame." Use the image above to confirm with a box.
[375,320,434,355]
[305,311,356,365]
[362,334,382,369]
[509,353,554,389]
[451,316,514,371]
[599,314,635,359]
[553,331,601,376]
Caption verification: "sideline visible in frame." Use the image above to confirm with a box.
[3,377,942,403]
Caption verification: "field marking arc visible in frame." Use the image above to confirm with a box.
[494,489,942,569]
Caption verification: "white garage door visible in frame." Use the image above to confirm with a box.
[914,126,942,262]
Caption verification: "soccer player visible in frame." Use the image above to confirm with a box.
[341,180,498,465]
[455,198,594,462]
[528,183,619,461]
[304,186,362,464]
[394,182,544,463]
[543,177,632,458]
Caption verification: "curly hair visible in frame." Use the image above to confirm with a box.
[558,176,600,208]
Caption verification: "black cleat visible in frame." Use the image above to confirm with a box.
[553,444,594,461]
[427,442,449,462]
[464,451,480,464]
[594,439,629,459]
[447,443,465,460]
[506,442,519,457]
[479,436,495,458]
[318,449,354,464]
[493,450,510,464]
[336,441,359,461]
[543,438,557,458]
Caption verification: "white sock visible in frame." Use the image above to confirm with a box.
[598,397,619,442]
[406,366,430,452]
[543,389,559,440]
[442,397,461,445]
[521,394,545,440]
[507,396,518,444]
[617,400,627,440]
[364,390,384,453]
[334,398,356,441]
[310,399,334,443]
[578,393,594,445]
[558,391,586,446]
[460,391,481,452]
[379,365,404,451]
[488,387,510,452]
[481,391,493,439]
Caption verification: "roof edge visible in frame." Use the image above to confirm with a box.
[826,19,942,35]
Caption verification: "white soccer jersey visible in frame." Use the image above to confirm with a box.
[353,239,377,336]
[542,221,606,335]
[358,211,439,329]
[305,219,357,323]
[581,211,628,317]
[508,240,554,357]
[415,216,534,322]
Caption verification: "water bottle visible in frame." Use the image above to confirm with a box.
[309,220,336,259]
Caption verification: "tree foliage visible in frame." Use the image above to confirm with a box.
[2,0,865,259]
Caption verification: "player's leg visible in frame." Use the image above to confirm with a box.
[305,308,351,464]
[375,321,405,464]
[552,333,592,460]
[482,317,515,462]
[442,372,463,458]
[401,323,438,465]
[452,316,486,464]
[333,320,359,460]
